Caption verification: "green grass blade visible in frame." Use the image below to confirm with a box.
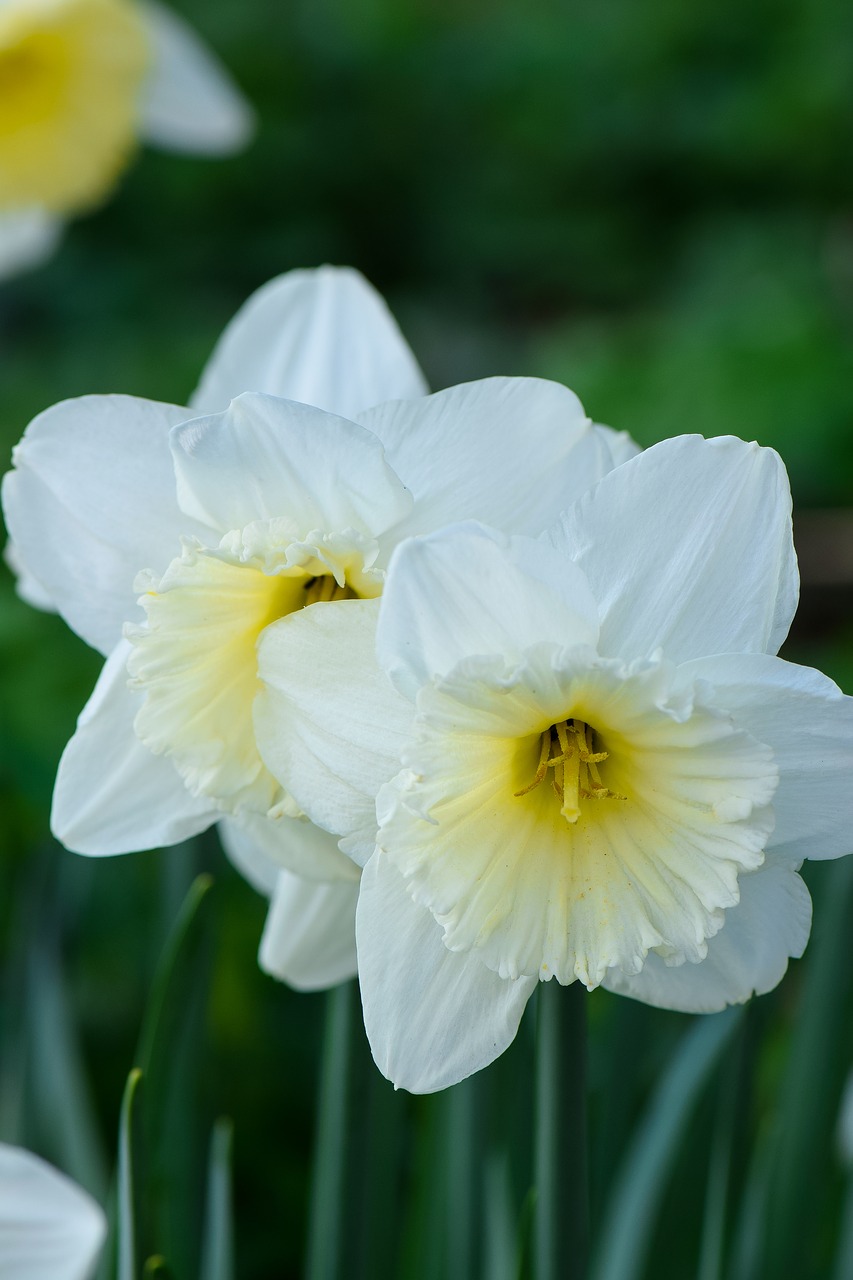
[591,1007,742,1280]
[118,1068,145,1280]
[762,859,853,1278]
[200,1118,235,1280]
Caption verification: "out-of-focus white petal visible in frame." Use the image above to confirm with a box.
[136,0,253,155]
[675,652,853,862]
[603,860,812,1012]
[356,853,536,1093]
[376,523,599,701]
[219,810,359,886]
[170,392,412,537]
[1,395,205,655]
[361,377,610,543]
[52,641,216,855]
[256,599,411,865]
[0,1143,106,1280]
[259,870,359,990]
[191,266,427,416]
[0,208,62,280]
[550,435,798,665]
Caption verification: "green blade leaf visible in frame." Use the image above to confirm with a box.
[591,1007,742,1280]
[118,1068,145,1280]
[200,1118,235,1280]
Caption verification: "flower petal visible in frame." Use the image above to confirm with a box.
[255,599,411,865]
[170,392,412,537]
[550,435,798,664]
[602,860,812,1012]
[259,871,359,990]
[360,377,613,542]
[52,642,216,855]
[376,522,600,700]
[1,395,205,655]
[0,1143,106,1280]
[3,539,55,612]
[356,853,536,1093]
[675,652,853,862]
[190,266,427,416]
[0,208,62,281]
[136,0,253,155]
[219,810,359,886]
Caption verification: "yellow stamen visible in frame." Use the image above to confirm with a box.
[302,574,358,606]
[515,718,624,823]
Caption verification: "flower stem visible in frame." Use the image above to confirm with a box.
[305,982,358,1280]
[534,980,589,1280]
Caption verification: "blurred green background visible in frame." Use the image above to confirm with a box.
[1,0,853,1276]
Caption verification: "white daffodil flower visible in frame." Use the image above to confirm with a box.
[3,265,428,990]
[1,265,637,992]
[252,435,853,1092]
[0,1144,106,1280]
[0,0,253,278]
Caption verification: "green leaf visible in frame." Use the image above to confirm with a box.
[200,1118,235,1280]
[591,1007,742,1280]
[118,1068,145,1280]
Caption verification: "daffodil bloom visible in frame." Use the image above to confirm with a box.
[1,265,636,991]
[0,1144,106,1280]
[253,436,853,1092]
[0,0,252,277]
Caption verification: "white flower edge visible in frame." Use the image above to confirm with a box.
[190,266,428,417]
[0,208,63,282]
[0,1144,105,1280]
[136,0,254,155]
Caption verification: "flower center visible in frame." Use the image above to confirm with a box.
[127,531,373,819]
[302,575,359,606]
[514,718,623,824]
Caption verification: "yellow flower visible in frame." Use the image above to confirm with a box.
[0,0,252,274]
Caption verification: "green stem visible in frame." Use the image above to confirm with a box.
[305,983,357,1280]
[534,981,589,1280]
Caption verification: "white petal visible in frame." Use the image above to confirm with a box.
[170,392,412,537]
[255,599,411,865]
[259,871,359,990]
[360,377,612,543]
[1,395,205,655]
[593,423,641,466]
[52,642,216,855]
[0,208,62,281]
[3,539,56,612]
[356,854,536,1093]
[376,522,600,700]
[190,266,427,416]
[136,0,253,155]
[219,810,359,886]
[603,860,812,1012]
[550,436,798,664]
[676,652,853,862]
[0,1143,106,1280]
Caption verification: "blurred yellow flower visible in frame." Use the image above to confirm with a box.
[0,0,252,274]
[0,0,149,213]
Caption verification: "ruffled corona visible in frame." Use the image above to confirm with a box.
[378,649,778,987]
[126,524,380,818]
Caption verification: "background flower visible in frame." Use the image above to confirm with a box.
[0,0,253,277]
[0,1143,106,1280]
